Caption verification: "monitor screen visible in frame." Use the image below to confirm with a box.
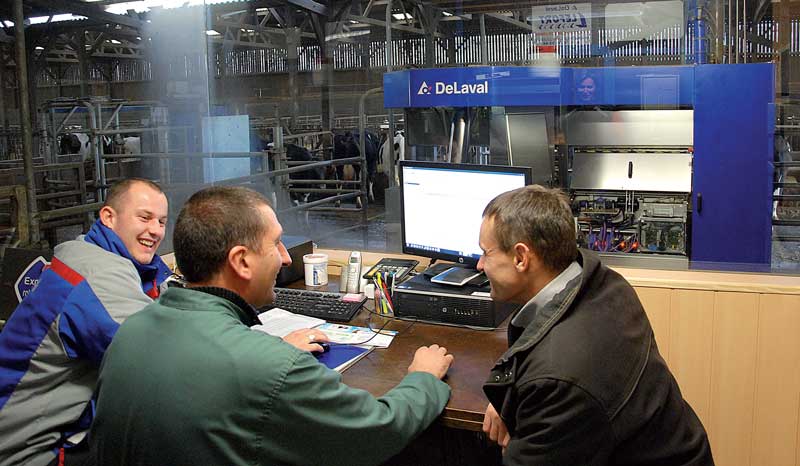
[400,161,532,266]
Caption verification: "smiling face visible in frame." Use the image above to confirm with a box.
[100,182,168,265]
[248,205,291,307]
[476,216,529,304]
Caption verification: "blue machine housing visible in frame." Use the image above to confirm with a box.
[383,64,775,266]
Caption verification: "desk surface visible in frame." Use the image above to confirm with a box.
[343,307,508,431]
[296,279,509,432]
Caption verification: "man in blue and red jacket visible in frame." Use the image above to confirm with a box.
[0,178,171,466]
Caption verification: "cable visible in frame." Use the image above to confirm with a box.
[328,299,414,347]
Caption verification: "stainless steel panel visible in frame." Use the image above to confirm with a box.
[571,152,692,192]
[565,110,693,147]
[506,113,552,186]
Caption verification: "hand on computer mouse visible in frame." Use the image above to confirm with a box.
[282,329,330,353]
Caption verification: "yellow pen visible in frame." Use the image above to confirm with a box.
[375,275,384,315]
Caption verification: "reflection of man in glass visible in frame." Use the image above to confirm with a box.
[576,73,597,103]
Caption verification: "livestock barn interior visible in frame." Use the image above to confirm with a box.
[2,1,800,465]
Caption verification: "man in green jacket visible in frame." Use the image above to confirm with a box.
[88,186,454,466]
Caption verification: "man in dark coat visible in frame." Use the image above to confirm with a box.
[478,185,714,466]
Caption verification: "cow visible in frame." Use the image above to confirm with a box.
[58,133,91,161]
[58,133,134,160]
[380,131,405,185]
[264,142,325,205]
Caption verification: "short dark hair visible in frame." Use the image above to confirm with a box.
[104,178,164,211]
[174,186,272,283]
[483,185,577,274]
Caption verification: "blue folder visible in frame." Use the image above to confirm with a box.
[315,344,371,372]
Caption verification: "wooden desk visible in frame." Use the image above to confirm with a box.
[342,304,508,431]
[295,278,509,432]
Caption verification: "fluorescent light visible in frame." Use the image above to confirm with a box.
[325,30,370,41]
[28,14,87,24]
[442,11,453,16]
[35,46,44,50]
[392,13,413,21]
[206,30,220,36]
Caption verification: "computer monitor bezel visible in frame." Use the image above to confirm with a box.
[399,161,533,267]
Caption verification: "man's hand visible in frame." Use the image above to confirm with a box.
[282,329,330,353]
[407,344,454,379]
[483,402,510,449]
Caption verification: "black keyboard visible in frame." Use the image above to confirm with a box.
[265,288,366,322]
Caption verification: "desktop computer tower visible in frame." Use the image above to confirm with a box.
[393,273,520,329]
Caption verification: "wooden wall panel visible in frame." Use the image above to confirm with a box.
[750,294,800,466]
[634,287,672,365]
[668,289,714,427]
[708,292,759,466]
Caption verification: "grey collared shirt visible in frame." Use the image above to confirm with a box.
[511,261,583,328]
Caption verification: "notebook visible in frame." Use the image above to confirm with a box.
[315,344,372,373]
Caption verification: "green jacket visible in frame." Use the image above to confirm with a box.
[89,286,451,466]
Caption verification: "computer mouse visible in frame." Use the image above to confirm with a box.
[317,342,330,353]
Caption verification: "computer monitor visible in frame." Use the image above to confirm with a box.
[399,161,532,267]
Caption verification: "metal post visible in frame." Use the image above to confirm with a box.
[0,56,8,154]
[49,107,58,164]
[85,102,105,201]
[273,124,286,210]
[0,56,6,157]
[359,88,381,222]
[734,0,739,63]
[742,0,747,63]
[480,14,488,65]
[386,0,396,186]
[728,0,733,63]
[14,0,40,246]
[78,33,89,98]
[287,29,300,127]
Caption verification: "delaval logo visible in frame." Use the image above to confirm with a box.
[417,80,489,96]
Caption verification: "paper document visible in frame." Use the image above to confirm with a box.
[252,308,325,337]
[315,323,396,348]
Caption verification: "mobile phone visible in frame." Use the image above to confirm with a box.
[430,267,483,286]
[346,251,362,293]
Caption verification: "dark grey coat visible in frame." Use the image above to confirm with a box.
[484,249,713,466]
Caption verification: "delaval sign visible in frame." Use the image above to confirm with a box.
[387,67,566,108]
[384,66,696,108]
[417,80,489,96]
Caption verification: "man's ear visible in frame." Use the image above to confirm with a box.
[512,242,532,271]
[227,245,252,281]
[99,205,116,229]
